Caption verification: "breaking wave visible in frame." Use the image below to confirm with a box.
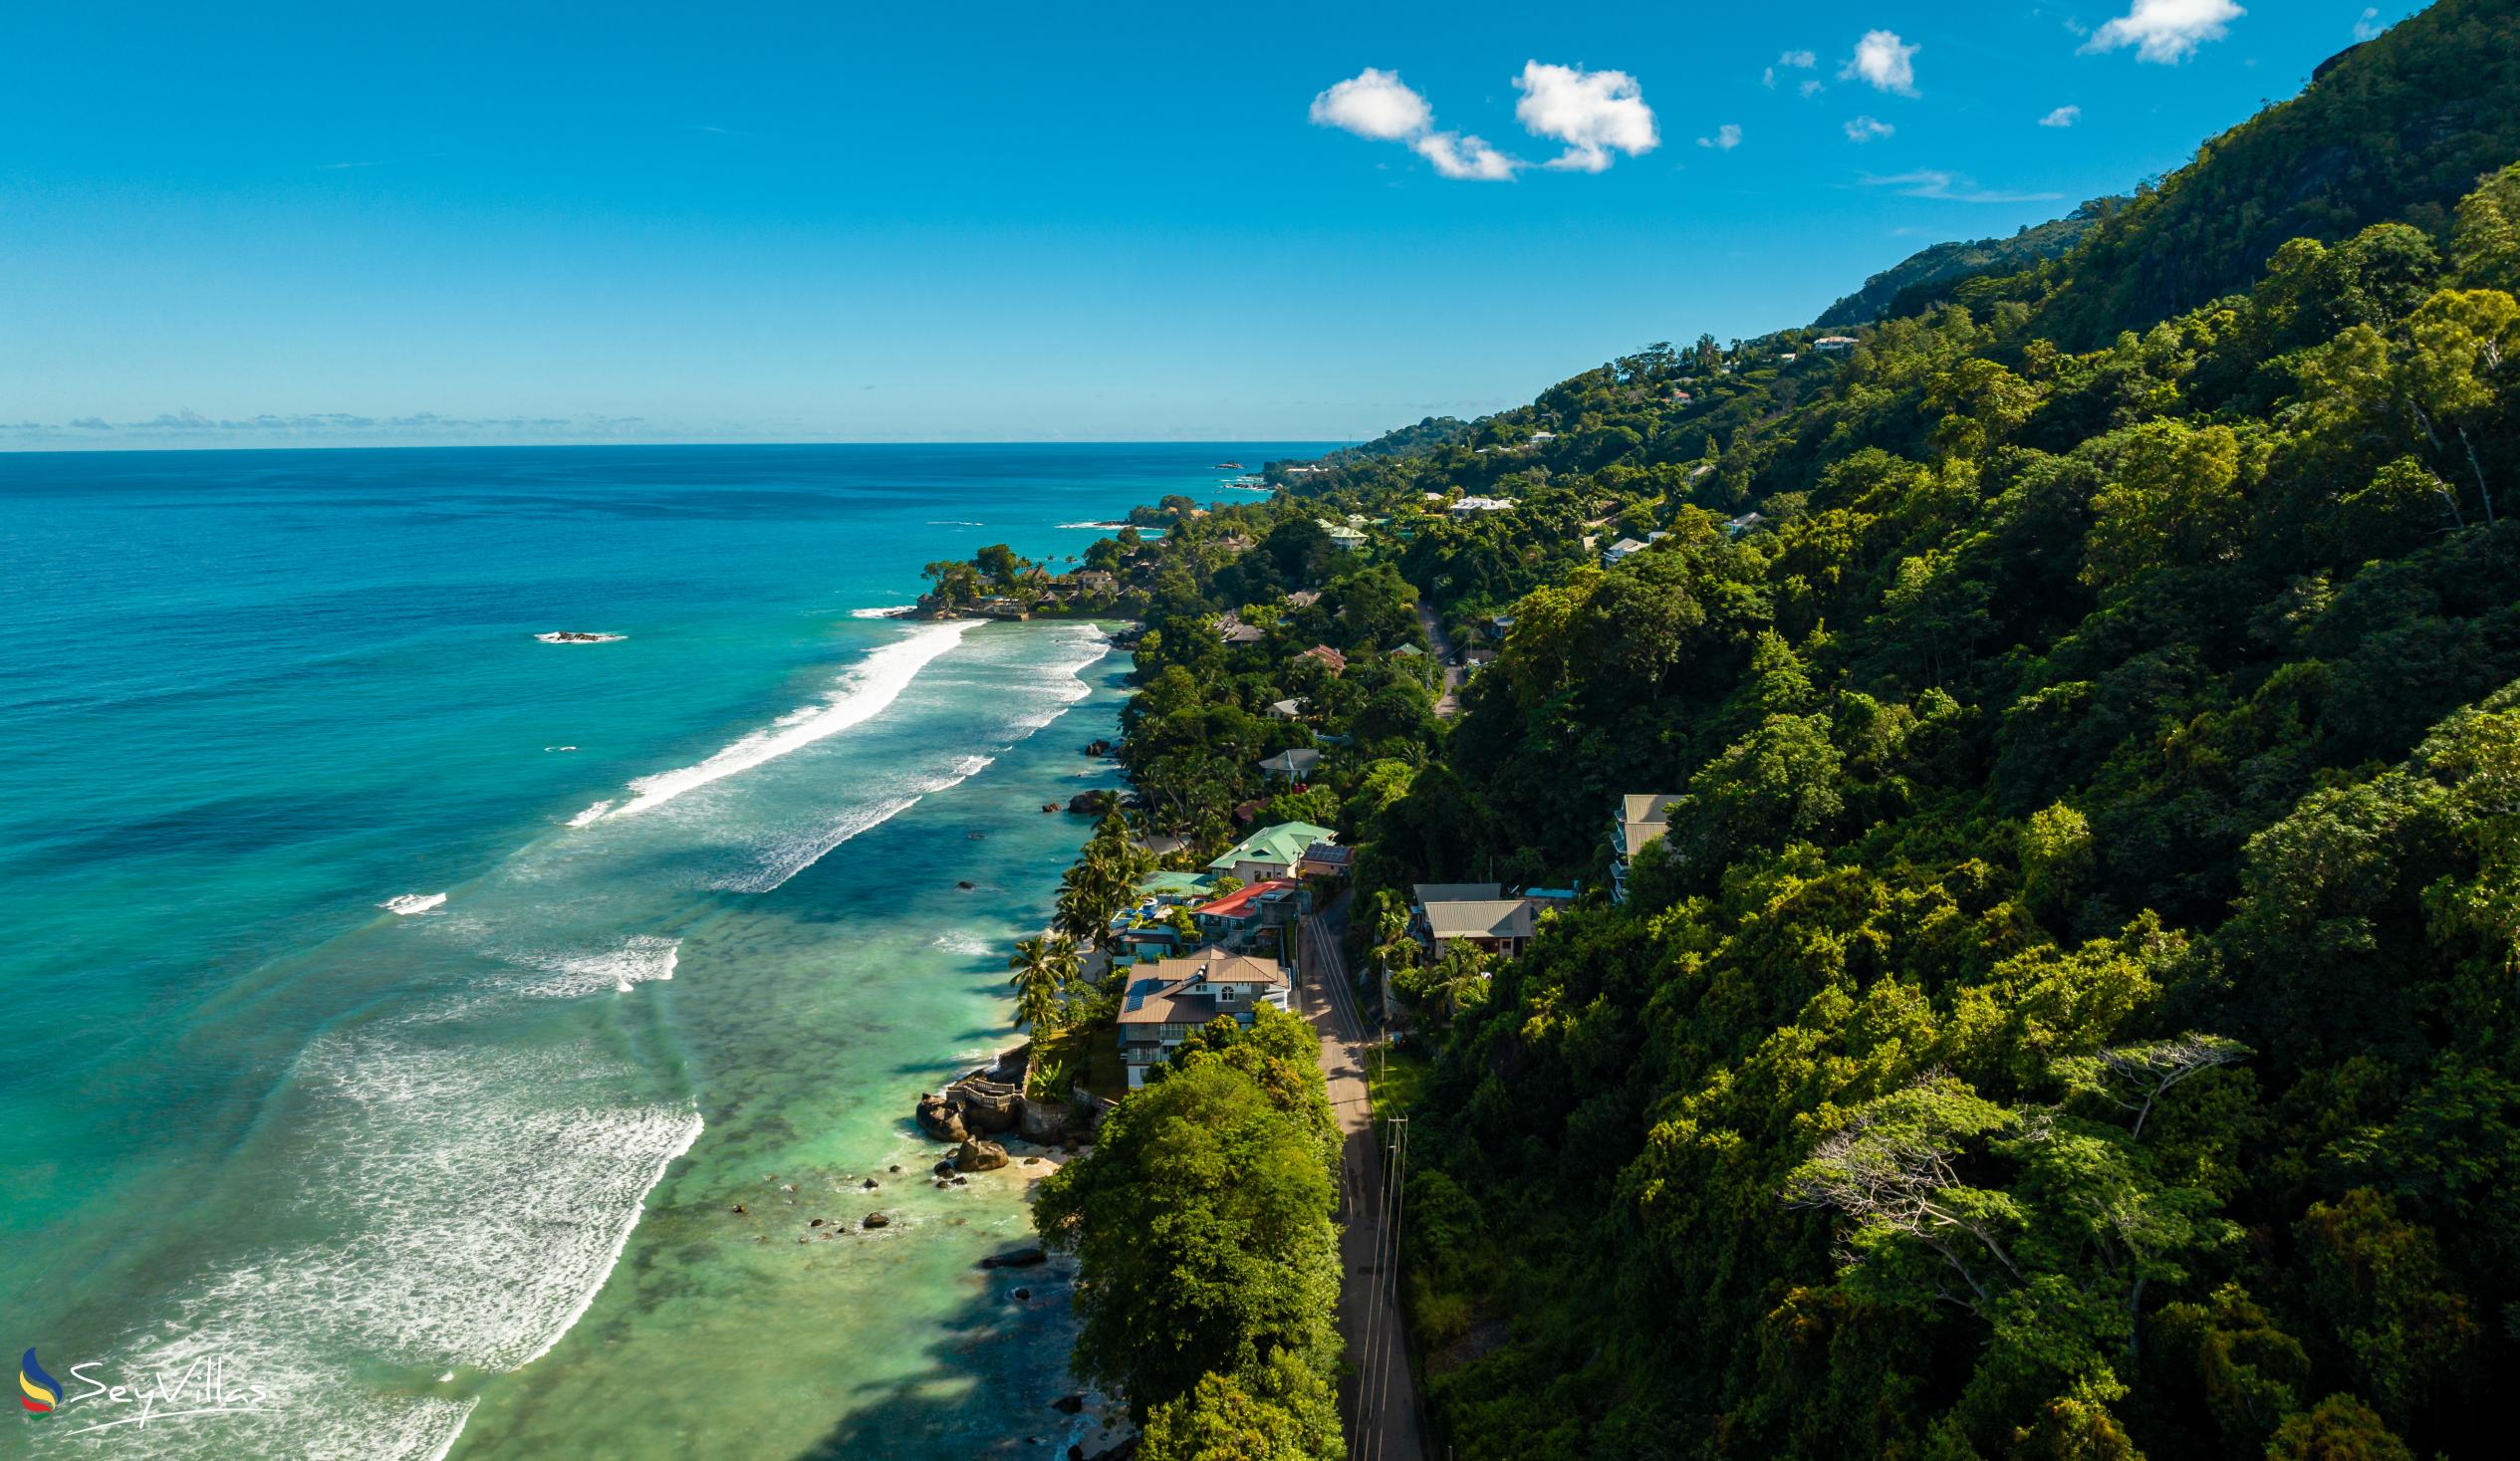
[574,620,977,824]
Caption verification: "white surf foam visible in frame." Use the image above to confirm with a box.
[534,631,626,643]
[58,1034,701,1460]
[848,606,915,619]
[523,935,681,998]
[380,892,447,916]
[931,931,995,957]
[574,620,977,824]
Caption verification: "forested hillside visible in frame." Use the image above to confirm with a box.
[985,3,2520,1455]
[1814,206,2107,330]
[1252,4,2520,1454]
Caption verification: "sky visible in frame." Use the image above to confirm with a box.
[0,1,2424,449]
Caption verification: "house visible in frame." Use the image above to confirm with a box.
[1109,871,1214,960]
[1420,898,1537,959]
[1296,842,1353,879]
[1217,614,1265,645]
[1116,947,1294,1089]
[1286,590,1321,609]
[1389,642,1424,658]
[1257,747,1321,782]
[1462,646,1499,670]
[1450,496,1515,517]
[1191,878,1312,956]
[1725,512,1767,537]
[1410,882,1502,931]
[1602,531,1668,568]
[1208,821,1338,882]
[1612,794,1680,903]
[1407,882,1537,959]
[1318,518,1368,551]
[1266,696,1307,720]
[1486,612,1516,639]
[972,597,1031,620]
[1813,335,1860,354]
[1528,430,1557,444]
[1297,644,1348,676]
[1138,869,1214,903]
[1072,570,1118,593]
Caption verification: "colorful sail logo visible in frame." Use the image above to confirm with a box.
[19,1349,61,1413]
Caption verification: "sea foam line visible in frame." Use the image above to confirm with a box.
[576,619,977,824]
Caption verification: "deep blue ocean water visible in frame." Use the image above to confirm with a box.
[0,444,1320,1459]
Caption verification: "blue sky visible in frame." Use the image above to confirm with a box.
[0,2,2419,448]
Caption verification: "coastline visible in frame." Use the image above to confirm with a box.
[441,620,1142,1460]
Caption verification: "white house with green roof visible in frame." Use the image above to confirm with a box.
[1207,821,1337,883]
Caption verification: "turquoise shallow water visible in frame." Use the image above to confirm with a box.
[0,445,1317,1459]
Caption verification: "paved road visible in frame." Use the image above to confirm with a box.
[1413,597,1464,719]
[1297,909,1424,1461]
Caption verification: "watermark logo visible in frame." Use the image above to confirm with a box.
[19,1350,60,1414]
[14,1347,273,1436]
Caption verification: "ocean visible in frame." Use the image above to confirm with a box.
[0,444,1321,1459]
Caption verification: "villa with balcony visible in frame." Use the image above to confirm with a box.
[1116,947,1293,1089]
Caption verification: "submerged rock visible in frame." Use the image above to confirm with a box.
[954,1138,1010,1172]
[980,1246,1048,1270]
[862,1212,889,1230]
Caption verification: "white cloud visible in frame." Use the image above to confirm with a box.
[1413,130,1519,181]
[1513,61,1659,172]
[2082,1,2246,64]
[1697,123,1742,150]
[1764,47,1824,87]
[1845,115,1895,143]
[1842,30,1919,96]
[1309,68,1434,140]
[2040,105,2083,127]
[2354,7,2383,41]
[1863,169,2064,204]
[1801,79,1826,98]
[1309,67,1519,180]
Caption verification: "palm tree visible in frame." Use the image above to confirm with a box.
[1008,935,1072,1033]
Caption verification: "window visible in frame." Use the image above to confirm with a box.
[1218,985,1237,1002]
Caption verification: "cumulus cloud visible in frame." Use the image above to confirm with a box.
[1863,169,2064,204]
[1842,30,1919,96]
[1697,123,1742,150]
[1308,68,1434,141]
[2354,7,2383,41]
[1310,60,1658,180]
[1764,50,1819,88]
[1309,67,1517,180]
[2040,105,2083,127]
[2083,1,2245,64]
[1514,62,1659,172]
[1845,115,1895,143]
[1414,130,1519,180]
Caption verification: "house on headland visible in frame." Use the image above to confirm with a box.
[1116,947,1293,1089]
